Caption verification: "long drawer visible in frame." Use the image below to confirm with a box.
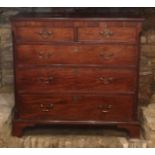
[16,44,137,66]
[17,94,134,121]
[16,67,137,93]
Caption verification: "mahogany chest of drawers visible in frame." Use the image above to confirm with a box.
[11,13,143,137]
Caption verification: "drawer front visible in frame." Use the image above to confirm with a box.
[75,68,136,92]
[16,68,136,93]
[15,27,74,42]
[78,27,137,42]
[16,44,137,66]
[17,94,134,121]
[16,68,75,93]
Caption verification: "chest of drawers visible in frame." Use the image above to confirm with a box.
[11,13,143,137]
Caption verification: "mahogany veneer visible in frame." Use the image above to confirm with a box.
[11,13,143,137]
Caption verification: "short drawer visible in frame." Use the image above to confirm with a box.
[75,68,136,93]
[78,26,137,42]
[16,67,136,93]
[16,44,137,66]
[17,94,134,121]
[16,67,75,93]
[15,27,74,42]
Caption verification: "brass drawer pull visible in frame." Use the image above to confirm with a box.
[40,103,54,112]
[99,77,115,84]
[38,51,53,59]
[40,103,54,108]
[38,77,54,84]
[101,110,109,113]
[99,29,113,38]
[42,109,49,112]
[99,52,114,60]
[98,104,112,114]
[98,104,112,109]
[37,29,53,39]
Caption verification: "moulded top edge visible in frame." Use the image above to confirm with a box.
[10,12,145,22]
